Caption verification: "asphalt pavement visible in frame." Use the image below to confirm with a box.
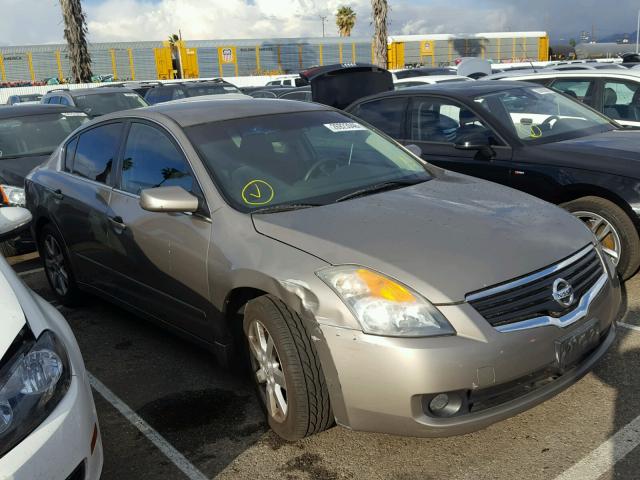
[9,254,640,480]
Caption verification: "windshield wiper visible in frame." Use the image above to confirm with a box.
[251,203,322,214]
[334,179,426,203]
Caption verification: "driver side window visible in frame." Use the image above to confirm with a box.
[409,98,500,146]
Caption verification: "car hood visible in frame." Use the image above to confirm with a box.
[0,260,27,358]
[534,129,640,177]
[253,172,593,304]
[0,154,50,186]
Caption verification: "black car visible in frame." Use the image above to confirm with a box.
[144,80,241,105]
[346,80,640,279]
[41,87,148,118]
[0,104,89,255]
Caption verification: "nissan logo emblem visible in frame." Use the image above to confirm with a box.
[552,278,575,308]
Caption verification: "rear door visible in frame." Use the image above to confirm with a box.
[54,122,124,290]
[106,121,213,339]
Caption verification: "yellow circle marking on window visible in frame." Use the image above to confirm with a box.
[530,125,543,139]
[241,180,275,206]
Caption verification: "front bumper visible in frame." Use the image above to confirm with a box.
[319,273,621,438]
[0,372,103,479]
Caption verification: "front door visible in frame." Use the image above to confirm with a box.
[405,96,513,186]
[105,121,213,339]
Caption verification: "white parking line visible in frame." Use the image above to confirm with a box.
[87,372,209,480]
[554,412,640,480]
[17,267,44,277]
[618,321,640,333]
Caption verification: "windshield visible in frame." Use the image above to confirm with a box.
[74,92,148,116]
[186,84,240,97]
[185,110,431,212]
[474,86,614,144]
[0,112,88,159]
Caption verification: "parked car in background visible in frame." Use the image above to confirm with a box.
[0,104,88,256]
[394,75,474,89]
[6,94,43,105]
[0,207,103,479]
[393,67,458,79]
[143,80,240,105]
[264,76,306,87]
[346,81,640,279]
[27,98,619,441]
[41,87,148,118]
[488,70,640,128]
[248,86,312,101]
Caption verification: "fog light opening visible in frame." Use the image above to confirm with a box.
[428,393,463,417]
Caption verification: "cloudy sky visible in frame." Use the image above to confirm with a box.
[0,0,637,46]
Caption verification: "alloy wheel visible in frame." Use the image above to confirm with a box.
[572,210,621,265]
[247,319,288,423]
[43,234,69,297]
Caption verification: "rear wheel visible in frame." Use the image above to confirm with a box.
[39,224,79,305]
[561,196,640,280]
[243,295,333,440]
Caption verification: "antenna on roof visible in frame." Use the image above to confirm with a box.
[529,60,538,73]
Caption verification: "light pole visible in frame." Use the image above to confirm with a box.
[320,15,327,37]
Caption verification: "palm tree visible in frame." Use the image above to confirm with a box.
[168,33,182,79]
[336,6,356,37]
[371,0,388,68]
[59,0,92,83]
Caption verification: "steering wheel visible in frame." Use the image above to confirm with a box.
[304,158,345,182]
[539,115,560,131]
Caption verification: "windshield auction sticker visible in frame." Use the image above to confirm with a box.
[242,180,274,206]
[323,122,367,132]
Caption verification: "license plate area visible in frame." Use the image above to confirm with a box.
[554,318,600,372]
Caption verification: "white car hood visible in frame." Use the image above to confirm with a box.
[0,266,26,357]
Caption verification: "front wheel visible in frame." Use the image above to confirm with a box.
[562,196,640,280]
[243,295,333,440]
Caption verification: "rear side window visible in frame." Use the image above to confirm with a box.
[64,137,78,172]
[73,123,122,184]
[120,123,193,195]
[145,88,175,104]
[350,97,408,138]
[59,96,71,106]
[549,79,596,106]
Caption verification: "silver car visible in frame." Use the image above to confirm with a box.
[25,98,622,440]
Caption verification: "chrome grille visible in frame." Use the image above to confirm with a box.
[467,246,604,328]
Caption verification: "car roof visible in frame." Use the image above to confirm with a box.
[487,69,640,81]
[45,87,139,96]
[356,80,533,102]
[0,104,81,119]
[112,98,331,127]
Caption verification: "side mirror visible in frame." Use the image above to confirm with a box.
[405,144,423,157]
[0,207,32,242]
[454,142,495,159]
[139,186,199,213]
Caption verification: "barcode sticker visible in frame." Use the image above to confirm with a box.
[61,112,87,117]
[324,122,367,132]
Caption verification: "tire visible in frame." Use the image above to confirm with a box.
[39,224,79,305]
[243,295,333,440]
[561,196,640,280]
[0,241,18,258]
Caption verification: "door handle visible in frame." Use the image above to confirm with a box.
[109,216,127,231]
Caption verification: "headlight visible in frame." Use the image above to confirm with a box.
[317,266,455,337]
[0,185,26,207]
[0,329,70,457]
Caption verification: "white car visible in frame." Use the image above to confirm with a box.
[0,207,103,479]
[393,75,474,89]
[486,69,640,128]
